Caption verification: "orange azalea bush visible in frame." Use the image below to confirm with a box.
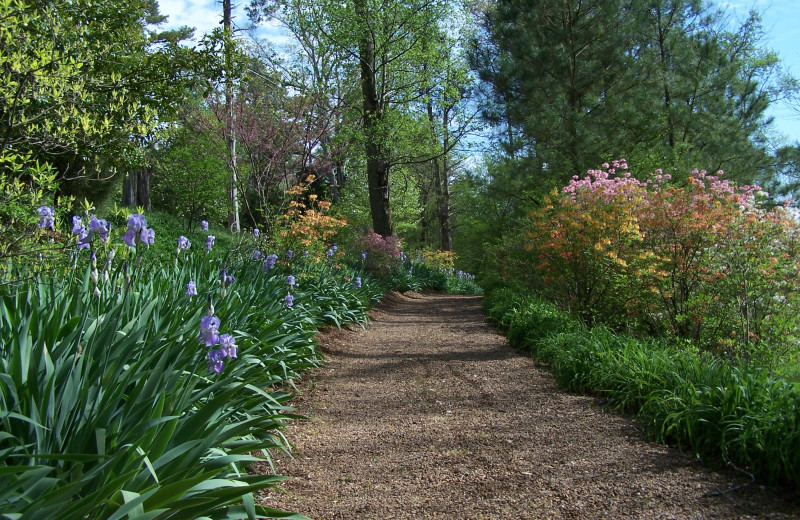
[275,175,347,260]
[515,161,800,365]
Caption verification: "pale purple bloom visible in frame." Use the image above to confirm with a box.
[286,249,293,260]
[71,216,84,235]
[37,206,55,229]
[186,281,197,296]
[199,315,221,347]
[287,275,296,286]
[285,293,294,307]
[88,215,108,239]
[304,250,309,258]
[207,349,225,374]
[354,277,362,288]
[326,248,334,257]
[332,243,338,253]
[122,228,137,247]
[71,216,90,248]
[140,227,155,247]
[127,214,147,234]
[221,269,235,287]
[263,254,278,270]
[253,228,260,237]
[361,251,367,260]
[201,220,209,231]
[122,214,152,248]
[219,334,237,358]
[253,250,263,260]
[206,235,215,251]
[177,236,191,251]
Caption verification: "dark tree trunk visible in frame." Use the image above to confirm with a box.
[356,0,392,237]
[122,168,151,209]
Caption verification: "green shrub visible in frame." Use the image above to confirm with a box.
[484,285,800,489]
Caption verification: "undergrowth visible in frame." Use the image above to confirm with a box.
[484,286,800,490]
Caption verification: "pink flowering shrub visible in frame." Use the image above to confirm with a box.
[516,161,800,366]
[357,230,402,275]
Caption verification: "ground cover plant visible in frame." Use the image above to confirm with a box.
[484,286,800,490]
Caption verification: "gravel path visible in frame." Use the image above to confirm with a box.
[257,292,799,519]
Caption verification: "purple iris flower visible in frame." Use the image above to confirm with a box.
[128,214,147,234]
[263,254,277,270]
[253,228,260,237]
[199,315,221,347]
[206,235,215,251]
[201,220,209,231]
[304,250,309,258]
[361,251,367,260]
[177,236,191,251]
[122,229,136,247]
[88,215,109,239]
[140,227,155,247]
[207,349,225,374]
[253,250,263,260]
[287,275,296,286]
[354,277,362,288]
[122,213,153,248]
[219,334,237,358]
[221,269,235,287]
[71,216,84,235]
[326,248,334,257]
[286,249,293,260]
[71,217,90,249]
[332,243,338,253]
[285,293,294,307]
[37,206,55,230]
[186,281,197,296]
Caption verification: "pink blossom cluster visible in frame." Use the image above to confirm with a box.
[563,160,762,212]
[358,231,402,274]
[562,159,649,205]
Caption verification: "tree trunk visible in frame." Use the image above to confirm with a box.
[356,0,392,237]
[439,106,452,251]
[223,0,240,232]
[122,167,151,209]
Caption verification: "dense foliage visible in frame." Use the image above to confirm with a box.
[485,287,800,490]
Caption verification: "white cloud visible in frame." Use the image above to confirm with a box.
[159,0,222,36]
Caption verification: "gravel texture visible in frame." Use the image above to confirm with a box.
[256,292,800,519]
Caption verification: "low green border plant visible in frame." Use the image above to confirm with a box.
[485,285,800,490]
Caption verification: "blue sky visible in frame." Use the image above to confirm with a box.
[157,0,800,144]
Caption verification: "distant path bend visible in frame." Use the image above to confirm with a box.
[259,292,799,519]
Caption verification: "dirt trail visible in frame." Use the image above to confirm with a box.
[258,292,799,519]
